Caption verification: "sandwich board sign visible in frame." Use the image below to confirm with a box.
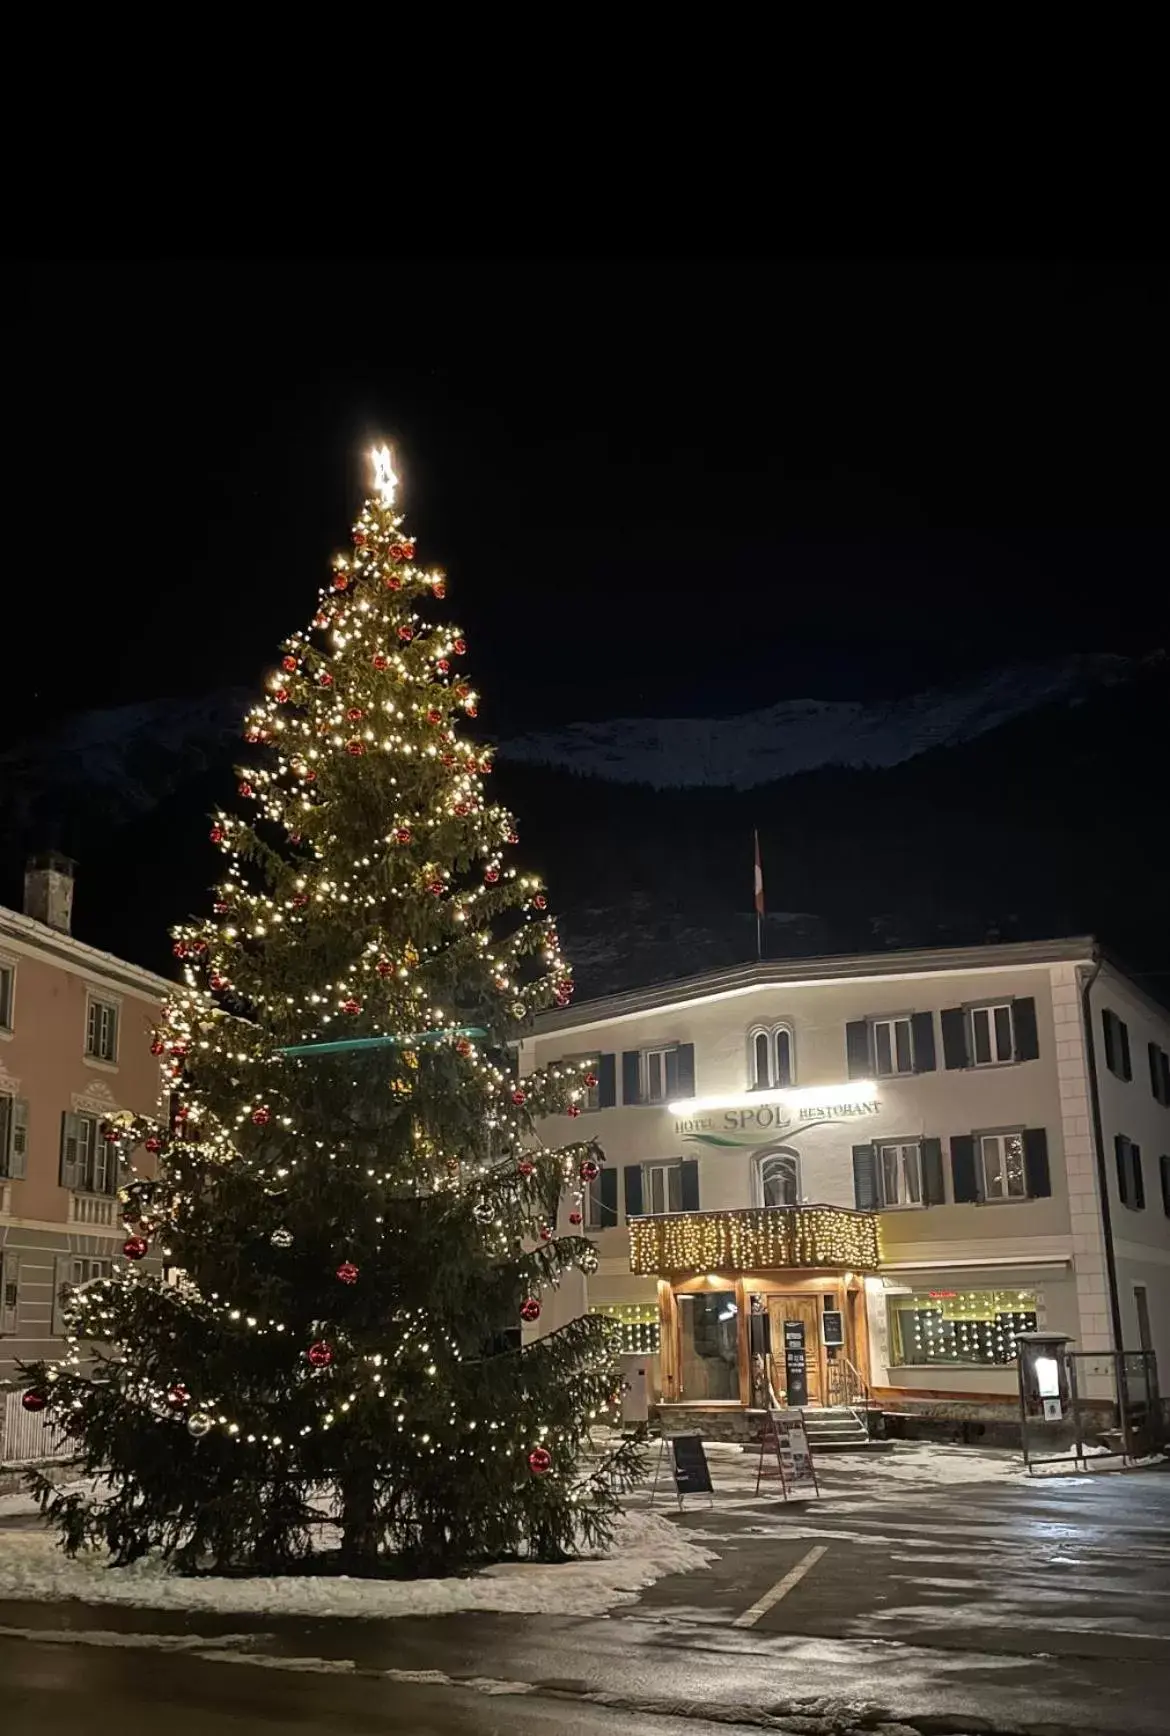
[755,1408,821,1500]
[650,1432,714,1509]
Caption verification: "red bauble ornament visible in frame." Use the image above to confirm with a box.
[512,1090,527,1106]
[150,1036,165,1055]
[245,728,262,744]
[385,573,402,590]
[346,707,363,723]
[567,1103,582,1118]
[174,1104,190,1121]
[352,530,367,546]
[171,941,188,959]
[373,653,388,670]
[389,540,415,561]
[579,1159,600,1182]
[517,1160,535,1177]
[520,1296,542,1323]
[453,638,467,656]
[398,625,414,642]
[428,880,445,896]
[166,1383,189,1408]
[465,702,478,718]
[144,1135,163,1154]
[453,683,469,699]
[346,739,365,756]
[336,1261,359,1285]
[332,572,349,590]
[395,827,413,844]
[527,1446,552,1475]
[426,707,442,724]
[568,1210,583,1225]
[252,1106,271,1126]
[342,998,361,1014]
[539,1225,553,1241]
[209,826,224,844]
[281,655,297,673]
[436,658,450,674]
[304,769,317,782]
[22,1390,48,1413]
[238,782,253,798]
[455,1037,473,1056]
[275,688,290,704]
[313,613,328,629]
[319,671,334,687]
[454,802,470,817]
[485,868,500,884]
[506,831,519,845]
[584,1072,598,1088]
[214,901,230,914]
[307,1340,334,1368]
[432,578,446,599]
[209,973,228,991]
[376,958,393,977]
[123,1236,148,1261]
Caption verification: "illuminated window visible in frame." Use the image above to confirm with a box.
[873,1016,914,1077]
[756,1151,800,1206]
[877,1140,923,1208]
[888,1288,1038,1366]
[589,1302,660,1355]
[677,1290,738,1399]
[748,1024,794,1089]
[970,1003,1015,1066]
[980,1132,1026,1200]
[563,1055,600,1112]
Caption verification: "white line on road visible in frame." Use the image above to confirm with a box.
[731,1544,827,1628]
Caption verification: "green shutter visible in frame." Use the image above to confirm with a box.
[911,1013,936,1073]
[852,1144,877,1209]
[1115,1134,1131,1207]
[9,1098,28,1179]
[59,1111,81,1190]
[845,1021,870,1079]
[679,1159,700,1210]
[624,1165,644,1218]
[1023,1127,1051,1198]
[941,1008,968,1069]
[596,1053,617,1108]
[598,1166,618,1227]
[921,1138,945,1204]
[621,1051,642,1105]
[1013,997,1039,1062]
[951,1134,980,1202]
[0,1097,10,1179]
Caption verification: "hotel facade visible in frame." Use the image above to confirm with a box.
[523,938,1170,1425]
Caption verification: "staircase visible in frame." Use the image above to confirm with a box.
[801,1406,881,1451]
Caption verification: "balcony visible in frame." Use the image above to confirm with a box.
[628,1204,881,1276]
[68,1192,117,1228]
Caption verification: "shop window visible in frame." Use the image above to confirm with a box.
[589,1302,659,1355]
[757,1151,800,1207]
[749,1024,794,1089]
[888,1288,1039,1366]
[677,1289,738,1399]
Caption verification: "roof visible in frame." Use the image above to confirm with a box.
[533,937,1103,1035]
[0,902,174,1001]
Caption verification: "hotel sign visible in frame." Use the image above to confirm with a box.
[674,1097,879,1145]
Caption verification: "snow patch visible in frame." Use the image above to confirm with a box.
[0,1510,716,1620]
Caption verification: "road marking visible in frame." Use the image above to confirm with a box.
[732,1544,827,1628]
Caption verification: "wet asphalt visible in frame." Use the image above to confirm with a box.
[1,1459,1168,1733]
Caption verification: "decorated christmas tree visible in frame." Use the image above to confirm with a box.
[23,445,641,1574]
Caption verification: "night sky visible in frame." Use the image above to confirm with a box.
[6,259,1168,749]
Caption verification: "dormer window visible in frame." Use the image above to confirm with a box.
[749,1023,794,1090]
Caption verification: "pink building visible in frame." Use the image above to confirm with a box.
[0,855,171,1382]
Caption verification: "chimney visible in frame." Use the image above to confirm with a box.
[24,851,76,933]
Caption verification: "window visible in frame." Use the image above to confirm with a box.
[0,962,13,1030]
[622,1044,694,1106]
[677,1289,738,1399]
[0,1093,28,1179]
[564,1056,600,1112]
[53,1257,113,1337]
[583,1165,617,1229]
[971,1003,1015,1067]
[877,1140,923,1208]
[757,1151,800,1207]
[1115,1134,1145,1210]
[589,1302,659,1355]
[60,1112,117,1194]
[979,1131,1026,1200]
[0,1252,17,1334]
[1102,1008,1132,1081]
[85,996,119,1063]
[645,1162,683,1215]
[749,1024,794,1090]
[888,1288,1038,1366]
[644,1048,679,1104]
[872,1016,914,1077]
[1161,1154,1170,1217]
[1149,1042,1170,1107]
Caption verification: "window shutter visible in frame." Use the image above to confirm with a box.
[598,1166,618,1227]
[1023,1127,1051,1198]
[1102,1009,1118,1075]
[674,1043,695,1098]
[1133,1143,1145,1210]
[624,1164,644,1218]
[1115,1134,1131,1207]
[1119,1020,1132,1081]
[1161,1154,1170,1217]
[911,1013,936,1073]
[108,1004,119,1059]
[596,1053,617,1109]
[1148,1042,1162,1104]
[59,1111,81,1189]
[852,1144,877,1210]
[86,999,98,1054]
[921,1137,945,1205]
[0,1254,17,1336]
[0,1097,10,1178]
[9,1098,28,1179]
[1013,997,1039,1062]
[621,1051,642,1105]
[951,1134,980,1203]
[52,1255,72,1337]
[679,1159,700,1211]
[1162,1051,1170,1107]
[941,1008,968,1070]
[845,1021,870,1080]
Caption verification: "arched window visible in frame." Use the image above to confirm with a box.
[757,1150,800,1207]
[748,1023,795,1089]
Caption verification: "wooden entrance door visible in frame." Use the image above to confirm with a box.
[767,1296,823,1407]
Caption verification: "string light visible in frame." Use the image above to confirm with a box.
[628,1206,881,1276]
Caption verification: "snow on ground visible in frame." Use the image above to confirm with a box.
[0,1510,716,1619]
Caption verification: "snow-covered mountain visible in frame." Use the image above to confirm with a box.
[500,655,1134,790]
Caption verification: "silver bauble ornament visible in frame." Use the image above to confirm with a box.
[270,1227,294,1248]
[187,1412,213,1439]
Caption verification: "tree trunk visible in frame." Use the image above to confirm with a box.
[340,1466,379,1571]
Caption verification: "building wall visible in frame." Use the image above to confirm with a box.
[0,916,168,1382]
[524,949,1125,1400]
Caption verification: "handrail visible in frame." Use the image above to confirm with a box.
[837,1354,872,1414]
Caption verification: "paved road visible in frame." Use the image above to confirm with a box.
[1,1464,1168,1732]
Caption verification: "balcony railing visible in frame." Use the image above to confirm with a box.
[68,1193,117,1228]
[628,1204,881,1276]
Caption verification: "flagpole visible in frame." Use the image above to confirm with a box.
[754,829,765,961]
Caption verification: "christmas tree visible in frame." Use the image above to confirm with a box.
[23,445,642,1575]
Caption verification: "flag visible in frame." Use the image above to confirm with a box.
[754,830,765,918]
